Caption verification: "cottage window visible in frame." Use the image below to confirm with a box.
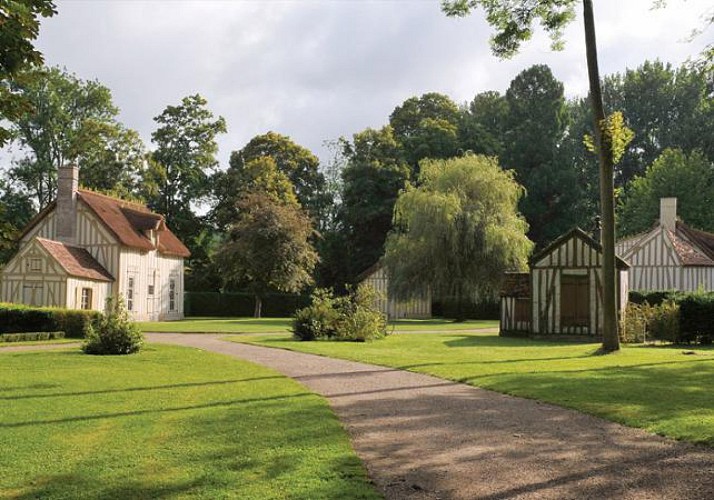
[29,258,42,272]
[127,277,135,311]
[80,288,93,310]
[169,278,176,311]
[148,284,155,296]
[560,275,589,327]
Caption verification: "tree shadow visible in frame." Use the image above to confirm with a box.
[443,334,600,348]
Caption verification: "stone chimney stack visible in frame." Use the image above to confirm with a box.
[56,164,78,244]
[660,197,677,231]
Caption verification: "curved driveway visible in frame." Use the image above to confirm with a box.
[148,333,714,500]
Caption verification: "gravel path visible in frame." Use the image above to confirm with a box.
[147,333,714,500]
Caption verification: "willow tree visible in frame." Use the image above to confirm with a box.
[384,155,533,320]
[442,0,622,351]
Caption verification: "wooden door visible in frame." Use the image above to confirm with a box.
[560,274,589,328]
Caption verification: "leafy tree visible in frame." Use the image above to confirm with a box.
[0,0,56,146]
[501,64,588,246]
[603,60,712,186]
[384,155,533,320]
[458,90,508,157]
[389,92,461,169]
[0,179,35,263]
[442,0,622,351]
[214,192,318,317]
[221,132,328,223]
[147,93,226,244]
[339,126,411,279]
[212,155,299,230]
[6,66,146,209]
[618,149,714,236]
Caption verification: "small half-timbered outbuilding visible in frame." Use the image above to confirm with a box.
[500,227,629,337]
[357,262,432,319]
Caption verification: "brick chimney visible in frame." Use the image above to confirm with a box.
[56,164,78,244]
[660,197,677,231]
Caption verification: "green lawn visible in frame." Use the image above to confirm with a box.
[0,345,379,500]
[139,316,497,334]
[238,332,714,445]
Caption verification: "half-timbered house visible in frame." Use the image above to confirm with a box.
[0,165,190,320]
[616,198,714,292]
[500,227,629,337]
[357,262,432,319]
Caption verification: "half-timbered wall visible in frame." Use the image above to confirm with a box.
[361,266,431,319]
[621,227,714,291]
[500,297,530,333]
[118,248,184,321]
[531,234,628,336]
[1,240,68,308]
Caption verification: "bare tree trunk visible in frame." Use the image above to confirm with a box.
[254,295,262,318]
[583,0,620,352]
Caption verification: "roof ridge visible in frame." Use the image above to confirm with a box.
[78,188,152,213]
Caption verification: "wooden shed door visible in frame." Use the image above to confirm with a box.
[560,274,589,328]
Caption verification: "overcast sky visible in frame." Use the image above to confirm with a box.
[33,0,712,167]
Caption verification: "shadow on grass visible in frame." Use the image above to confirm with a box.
[444,334,599,349]
[0,376,283,401]
[0,392,314,429]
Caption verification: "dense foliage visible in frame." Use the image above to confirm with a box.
[293,285,387,342]
[214,192,318,317]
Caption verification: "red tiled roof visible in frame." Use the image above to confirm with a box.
[676,222,714,265]
[78,190,191,258]
[36,238,114,282]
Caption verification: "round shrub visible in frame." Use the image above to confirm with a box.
[82,297,143,355]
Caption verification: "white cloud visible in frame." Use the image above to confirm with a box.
[30,0,711,166]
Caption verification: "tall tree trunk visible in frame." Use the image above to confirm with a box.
[254,295,262,318]
[583,0,620,352]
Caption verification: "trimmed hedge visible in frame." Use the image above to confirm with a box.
[678,294,714,344]
[185,292,310,317]
[1,331,65,342]
[0,303,101,338]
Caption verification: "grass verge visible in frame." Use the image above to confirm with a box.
[0,344,379,499]
[236,332,714,445]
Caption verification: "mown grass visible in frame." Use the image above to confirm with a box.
[238,332,714,445]
[139,316,497,334]
[0,345,379,500]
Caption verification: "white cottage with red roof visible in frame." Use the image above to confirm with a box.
[0,165,190,320]
[616,198,714,292]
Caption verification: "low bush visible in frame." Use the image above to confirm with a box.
[621,300,680,343]
[293,285,387,342]
[83,297,143,355]
[0,302,100,338]
[0,331,65,342]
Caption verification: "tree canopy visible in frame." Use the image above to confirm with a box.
[0,0,56,146]
[6,66,146,209]
[226,131,328,220]
[618,149,714,236]
[384,155,533,316]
